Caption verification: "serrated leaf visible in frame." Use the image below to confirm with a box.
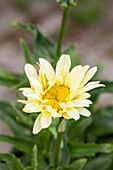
[0,67,27,89]
[10,21,56,62]
[20,39,32,64]
[64,158,87,170]
[0,153,24,170]
[31,145,38,170]
[69,143,113,158]
[83,154,113,170]
[87,106,113,138]
[67,117,92,142]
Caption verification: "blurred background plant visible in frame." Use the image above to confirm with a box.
[0,0,113,169]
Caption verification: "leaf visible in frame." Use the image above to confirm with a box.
[69,142,113,158]
[83,154,113,170]
[0,163,9,170]
[56,0,77,9]
[67,117,92,142]
[63,43,81,69]
[10,21,56,62]
[0,67,27,89]
[64,158,87,170]
[0,135,34,153]
[31,145,38,170]
[0,153,24,170]
[20,39,32,64]
[87,106,113,138]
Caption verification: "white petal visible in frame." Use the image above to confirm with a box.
[73,99,92,107]
[41,111,52,128]
[33,114,42,134]
[76,93,91,100]
[66,108,80,120]
[22,88,35,97]
[25,103,43,112]
[51,110,62,118]
[78,81,105,93]
[70,65,90,91]
[25,64,39,80]
[23,108,32,113]
[18,100,28,104]
[56,54,71,84]
[76,108,91,117]
[39,66,47,89]
[65,65,82,87]
[80,66,97,87]
[30,77,43,95]
[39,58,55,81]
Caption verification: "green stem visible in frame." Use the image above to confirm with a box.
[57,7,69,58]
[54,118,63,168]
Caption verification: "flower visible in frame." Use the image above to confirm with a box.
[19,54,104,134]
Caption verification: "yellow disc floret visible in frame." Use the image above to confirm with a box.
[43,84,70,109]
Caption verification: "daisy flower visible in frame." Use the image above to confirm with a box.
[19,54,104,134]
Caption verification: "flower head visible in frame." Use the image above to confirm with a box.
[19,54,104,134]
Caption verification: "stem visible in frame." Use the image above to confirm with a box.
[54,118,63,168]
[57,7,69,58]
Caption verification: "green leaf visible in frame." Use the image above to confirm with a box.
[83,154,113,170]
[64,158,87,170]
[67,117,92,142]
[31,145,38,170]
[0,163,9,170]
[10,21,56,62]
[56,0,77,9]
[69,143,113,158]
[20,39,32,64]
[87,106,113,138]
[0,67,27,89]
[0,135,34,153]
[0,153,24,170]
[63,43,81,69]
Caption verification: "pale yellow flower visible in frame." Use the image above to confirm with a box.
[19,54,104,134]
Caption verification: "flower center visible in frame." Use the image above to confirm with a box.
[43,84,70,109]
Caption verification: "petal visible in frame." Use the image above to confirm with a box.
[65,65,82,87]
[23,108,32,113]
[33,114,42,134]
[25,64,39,81]
[62,112,72,119]
[30,77,43,96]
[78,81,105,93]
[41,111,52,128]
[39,58,55,81]
[76,93,91,100]
[25,103,43,112]
[66,108,80,120]
[18,100,28,104]
[56,54,71,84]
[76,108,91,117]
[39,66,47,89]
[80,66,97,87]
[73,99,92,107]
[70,65,90,91]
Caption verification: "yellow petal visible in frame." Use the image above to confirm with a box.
[33,114,42,134]
[39,58,55,82]
[76,108,91,117]
[25,103,43,112]
[62,112,72,119]
[18,100,28,104]
[41,111,52,128]
[80,66,97,87]
[39,66,47,89]
[56,54,71,84]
